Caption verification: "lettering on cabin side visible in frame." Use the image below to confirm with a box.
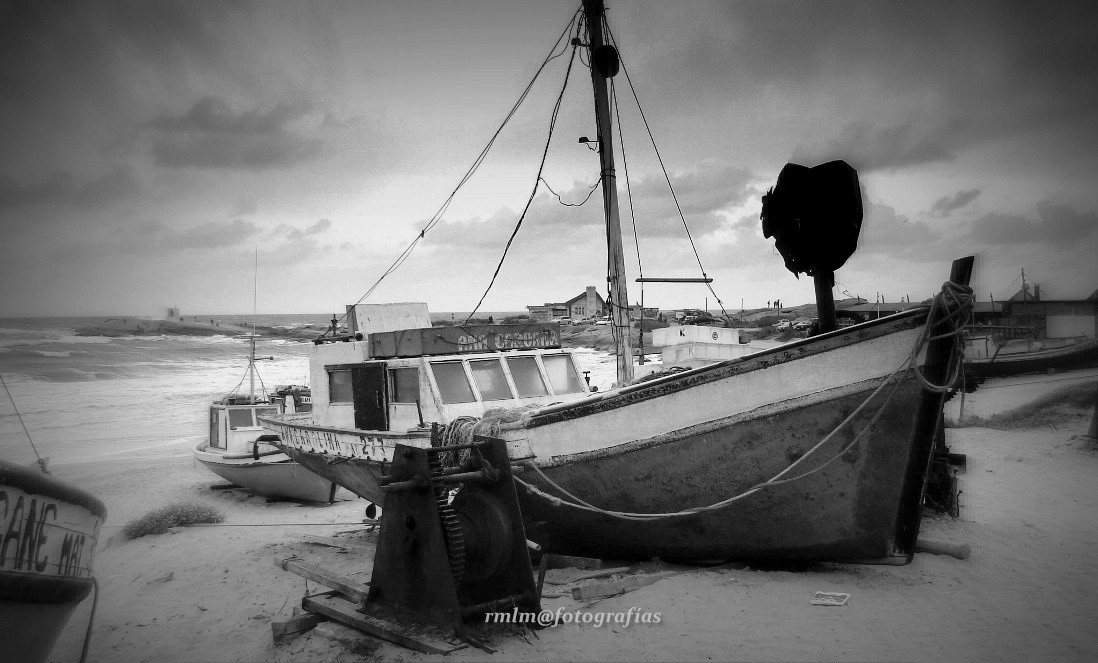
[493,330,557,350]
[457,330,558,353]
[457,335,489,352]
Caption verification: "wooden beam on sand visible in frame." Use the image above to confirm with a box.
[571,570,684,600]
[273,557,369,604]
[915,538,971,560]
[270,612,321,640]
[302,592,465,656]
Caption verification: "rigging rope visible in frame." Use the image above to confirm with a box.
[0,372,48,473]
[317,8,583,338]
[539,175,601,207]
[463,18,584,324]
[605,22,735,326]
[611,76,646,349]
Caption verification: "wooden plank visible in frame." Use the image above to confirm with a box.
[301,593,464,655]
[544,566,632,586]
[571,571,683,600]
[542,554,604,570]
[915,538,971,560]
[296,533,372,554]
[273,557,369,604]
[270,612,321,639]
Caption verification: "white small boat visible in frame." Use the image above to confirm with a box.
[1,459,107,663]
[193,335,335,502]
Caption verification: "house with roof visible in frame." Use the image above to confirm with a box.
[527,286,607,322]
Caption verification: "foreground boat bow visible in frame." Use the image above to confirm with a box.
[503,260,972,563]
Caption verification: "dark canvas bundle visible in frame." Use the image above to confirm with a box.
[761,160,863,278]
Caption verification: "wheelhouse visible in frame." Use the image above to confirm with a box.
[208,402,280,450]
[320,349,589,432]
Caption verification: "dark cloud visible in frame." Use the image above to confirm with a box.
[619,0,1098,170]
[856,200,946,261]
[928,189,981,217]
[966,202,1098,249]
[0,173,73,209]
[791,120,963,172]
[144,97,322,170]
[630,164,754,216]
[0,168,139,210]
[54,218,261,259]
[425,162,754,258]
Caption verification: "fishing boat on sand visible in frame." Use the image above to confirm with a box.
[193,334,336,502]
[964,333,1098,384]
[2,377,107,663]
[260,0,974,564]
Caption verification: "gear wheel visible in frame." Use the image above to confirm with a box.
[428,451,466,585]
[451,488,513,582]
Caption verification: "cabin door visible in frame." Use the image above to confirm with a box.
[352,364,388,431]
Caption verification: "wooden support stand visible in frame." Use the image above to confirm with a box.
[274,436,539,656]
[272,557,467,655]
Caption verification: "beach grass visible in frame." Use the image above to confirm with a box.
[123,501,225,539]
[953,380,1098,430]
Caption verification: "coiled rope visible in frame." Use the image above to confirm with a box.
[440,280,973,521]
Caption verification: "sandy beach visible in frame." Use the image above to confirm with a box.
[45,372,1098,663]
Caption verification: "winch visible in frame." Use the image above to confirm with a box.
[366,433,540,632]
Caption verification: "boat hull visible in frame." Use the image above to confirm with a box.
[515,378,926,562]
[1,459,107,663]
[965,338,1098,381]
[193,446,336,502]
[276,447,388,504]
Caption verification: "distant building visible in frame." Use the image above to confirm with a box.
[841,301,915,321]
[629,304,661,320]
[527,286,607,322]
[1008,296,1098,339]
[834,297,868,310]
[842,282,1098,340]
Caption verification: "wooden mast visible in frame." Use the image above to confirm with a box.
[584,0,634,384]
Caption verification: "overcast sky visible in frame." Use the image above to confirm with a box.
[2,0,1096,317]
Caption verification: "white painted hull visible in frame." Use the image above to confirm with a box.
[193,445,335,502]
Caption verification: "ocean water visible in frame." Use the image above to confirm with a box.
[0,315,617,468]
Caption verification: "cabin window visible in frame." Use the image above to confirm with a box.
[390,368,420,403]
[468,359,513,401]
[507,356,548,397]
[328,369,353,403]
[209,408,220,448]
[254,407,277,420]
[431,362,476,404]
[228,408,255,428]
[543,354,584,394]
